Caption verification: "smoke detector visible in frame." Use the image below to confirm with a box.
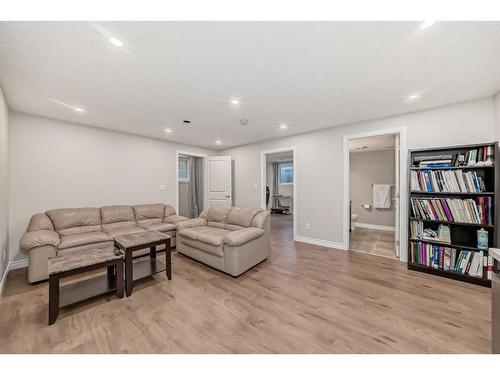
[240,119,249,126]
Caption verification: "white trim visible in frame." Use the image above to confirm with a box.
[295,235,347,250]
[260,147,297,241]
[343,127,408,262]
[9,258,29,270]
[0,267,8,298]
[354,222,395,232]
[176,151,208,215]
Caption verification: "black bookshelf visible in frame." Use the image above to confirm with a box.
[408,142,498,288]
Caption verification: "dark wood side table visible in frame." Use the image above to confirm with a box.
[114,231,171,297]
[48,246,124,325]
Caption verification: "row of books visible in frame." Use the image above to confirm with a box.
[409,242,493,279]
[410,197,493,225]
[410,221,451,243]
[410,169,487,193]
[413,146,494,168]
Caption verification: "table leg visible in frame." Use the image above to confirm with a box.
[48,275,60,325]
[150,246,156,260]
[166,239,172,280]
[125,249,133,297]
[107,264,115,282]
[116,260,124,298]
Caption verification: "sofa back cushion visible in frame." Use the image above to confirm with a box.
[46,208,101,236]
[205,206,232,223]
[100,205,136,230]
[164,205,176,218]
[227,207,263,228]
[133,203,165,225]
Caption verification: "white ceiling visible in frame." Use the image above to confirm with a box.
[349,134,396,153]
[1,21,500,150]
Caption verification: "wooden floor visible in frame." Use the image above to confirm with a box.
[350,227,395,259]
[0,214,491,353]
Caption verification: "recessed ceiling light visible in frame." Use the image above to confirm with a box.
[240,119,249,126]
[419,21,436,30]
[164,128,173,134]
[230,99,240,105]
[73,107,85,112]
[279,123,289,130]
[109,37,124,47]
[215,140,222,145]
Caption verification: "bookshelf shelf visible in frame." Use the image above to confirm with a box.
[410,191,495,196]
[409,238,489,252]
[408,142,497,287]
[411,165,494,171]
[409,217,494,228]
[407,263,491,287]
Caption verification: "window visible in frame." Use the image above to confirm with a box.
[278,162,293,185]
[178,157,190,182]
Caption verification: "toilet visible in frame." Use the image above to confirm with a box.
[351,214,358,231]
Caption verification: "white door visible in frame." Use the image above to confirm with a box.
[394,134,400,258]
[208,156,232,206]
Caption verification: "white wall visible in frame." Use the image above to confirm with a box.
[223,97,497,248]
[350,150,395,228]
[8,111,214,262]
[0,86,8,288]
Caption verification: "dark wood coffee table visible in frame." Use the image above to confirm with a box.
[114,231,171,297]
[48,246,124,325]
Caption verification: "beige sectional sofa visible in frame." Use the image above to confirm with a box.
[20,203,187,283]
[176,206,270,276]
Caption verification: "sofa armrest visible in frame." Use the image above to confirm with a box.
[176,217,207,231]
[164,215,189,225]
[224,227,264,246]
[20,230,60,251]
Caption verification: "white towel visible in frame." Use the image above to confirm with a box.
[373,184,391,208]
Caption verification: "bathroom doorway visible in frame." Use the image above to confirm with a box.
[347,133,400,259]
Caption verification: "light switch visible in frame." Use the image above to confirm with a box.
[159,185,166,191]
[253,183,258,190]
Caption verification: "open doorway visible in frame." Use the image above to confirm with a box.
[261,148,297,239]
[177,152,206,218]
[348,134,399,259]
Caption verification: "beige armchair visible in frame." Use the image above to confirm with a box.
[176,206,270,276]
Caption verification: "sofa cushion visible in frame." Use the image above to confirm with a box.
[180,237,224,257]
[176,218,207,231]
[103,226,146,238]
[227,207,263,227]
[58,231,111,250]
[138,222,176,232]
[164,215,189,225]
[164,205,176,218]
[179,226,230,246]
[205,206,232,223]
[251,211,270,229]
[100,205,135,224]
[46,208,102,235]
[133,203,165,224]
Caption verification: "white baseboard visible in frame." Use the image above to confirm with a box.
[354,222,395,232]
[8,258,29,270]
[294,235,347,250]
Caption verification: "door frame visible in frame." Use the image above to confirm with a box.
[176,151,208,216]
[260,147,297,241]
[342,128,408,262]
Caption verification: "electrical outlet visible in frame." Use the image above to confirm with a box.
[159,185,166,191]
[305,222,311,230]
